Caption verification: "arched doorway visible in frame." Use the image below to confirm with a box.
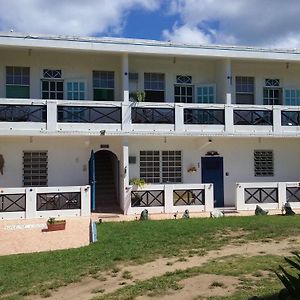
[94,150,120,212]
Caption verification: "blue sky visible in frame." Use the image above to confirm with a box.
[0,0,300,48]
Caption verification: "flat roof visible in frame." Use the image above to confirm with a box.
[1,32,300,62]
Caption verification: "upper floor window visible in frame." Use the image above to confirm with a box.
[235,76,254,104]
[174,75,193,103]
[176,75,192,84]
[263,78,282,105]
[285,89,300,106]
[6,66,30,98]
[41,69,63,100]
[144,73,165,102]
[93,71,114,101]
[196,84,216,103]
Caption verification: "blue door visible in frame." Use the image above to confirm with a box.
[201,157,224,207]
[89,150,96,211]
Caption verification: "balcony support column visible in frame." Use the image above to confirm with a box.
[273,106,282,134]
[175,104,184,132]
[46,100,57,131]
[225,105,234,133]
[225,59,232,105]
[121,137,130,214]
[122,53,129,103]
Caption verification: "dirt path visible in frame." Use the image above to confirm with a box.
[28,237,300,300]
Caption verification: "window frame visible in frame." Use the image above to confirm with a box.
[93,70,115,101]
[23,151,48,187]
[235,76,255,104]
[6,66,30,98]
[144,72,165,102]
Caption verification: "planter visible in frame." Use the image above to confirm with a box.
[42,220,66,232]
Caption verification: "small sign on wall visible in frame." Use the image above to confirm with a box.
[100,144,109,149]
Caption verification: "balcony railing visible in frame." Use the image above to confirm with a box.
[1,99,300,136]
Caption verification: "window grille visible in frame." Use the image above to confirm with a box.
[43,69,62,79]
[139,150,182,183]
[23,151,48,186]
[176,75,192,84]
[254,150,274,177]
[265,79,280,87]
[139,151,160,183]
[162,151,182,183]
[144,73,165,91]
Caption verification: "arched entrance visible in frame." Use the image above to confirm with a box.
[94,150,120,212]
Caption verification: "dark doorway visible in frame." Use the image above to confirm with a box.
[93,150,120,212]
[201,157,224,208]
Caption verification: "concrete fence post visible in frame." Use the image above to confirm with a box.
[175,104,184,132]
[204,184,214,212]
[273,107,282,134]
[80,185,91,217]
[122,102,131,132]
[164,185,174,213]
[46,100,58,131]
[235,183,245,211]
[225,105,234,133]
[278,182,286,210]
[25,188,37,219]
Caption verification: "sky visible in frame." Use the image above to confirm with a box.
[0,0,300,48]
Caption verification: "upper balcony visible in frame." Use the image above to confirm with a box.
[1,98,300,137]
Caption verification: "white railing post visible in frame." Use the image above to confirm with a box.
[175,104,184,132]
[204,184,214,212]
[122,102,131,132]
[164,185,174,213]
[80,185,91,217]
[278,182,286,210]
[235,183,245,211]
[25,188,37,219]
[225,105,234,133]
[46,100,58,131]
[273,106,282,134]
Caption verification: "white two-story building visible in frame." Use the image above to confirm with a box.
[1,32,300,219]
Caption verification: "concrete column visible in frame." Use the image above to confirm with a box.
[273,106,282,134]
[25,188,37,219]
[175,104,184,132]
[80,185,91,217]
[122,102,131,132]
[164,185,174,213]
[225,59,232,105]
[122,53,129,103]
[278,182,286,210]
[235,183,245,211]
[225,105,234,133]
[46,100,57,132]
[204,184,214,212]
[122,137,130,213]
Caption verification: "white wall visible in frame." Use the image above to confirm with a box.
[128,136,300,206]
[0,48,123,100]
[232,60,300,104]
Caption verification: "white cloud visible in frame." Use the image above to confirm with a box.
[0,0,160,36]
[164,0,300,48]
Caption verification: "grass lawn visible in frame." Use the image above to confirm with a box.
[1,215,300,299]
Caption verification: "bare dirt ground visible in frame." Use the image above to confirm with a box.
[28,236,300,300]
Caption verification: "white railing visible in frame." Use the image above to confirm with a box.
[0,185,90,220]
[236,182,300,211]
[125,183,214,215]
[2,99,300,136]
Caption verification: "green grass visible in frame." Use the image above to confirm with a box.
[1,215,300,297]
[95,255,286,300]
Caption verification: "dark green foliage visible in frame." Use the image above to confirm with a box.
[275,252,300,299]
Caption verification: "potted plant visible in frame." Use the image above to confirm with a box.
[129,178,146,207]
[129,91,146,102]
[44,217,66,232]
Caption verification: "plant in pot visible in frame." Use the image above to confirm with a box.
[129,178,146,207]
[129,91,146,102]
[45,217,66,232]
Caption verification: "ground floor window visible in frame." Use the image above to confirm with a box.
[254,150,274,177]
[139,150,182,183]
[23,151,48,186]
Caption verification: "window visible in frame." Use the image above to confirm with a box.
[67,81,85,100]
[284,89,300,106]
[93,71,114,101]
[23,151,48,186]
[6,66,30,98]
[196,85,215,103]
[41,69,63,100]
[140,151,160,183]
[263,79,282,105]
[162,151,182,183]
[254,150,273,177]
[176,75,192,84]
[139,150,182,183]
[144,73,165,102]
[174,85,193,103]
[235,76,254,104]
